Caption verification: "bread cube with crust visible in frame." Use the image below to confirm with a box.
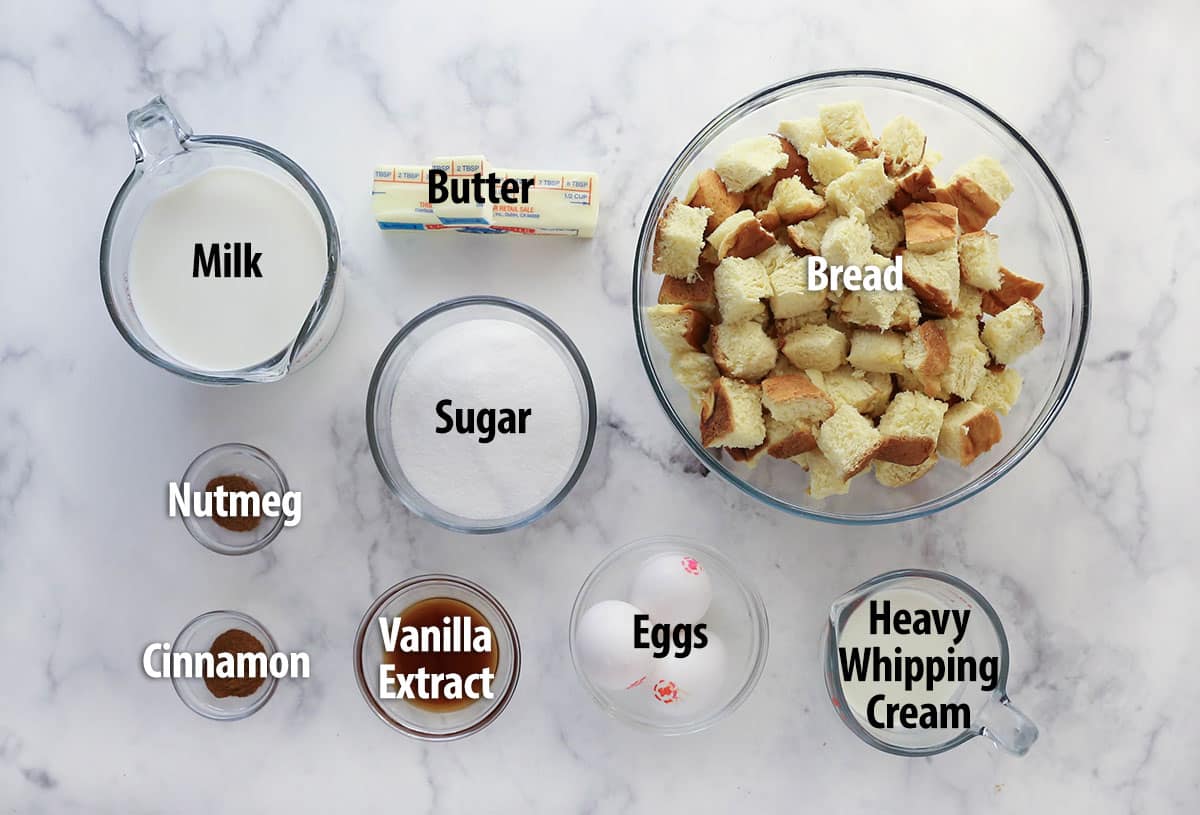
[646,304,710,353]
[778,118,826,156]
[762,373,836,425]
[903,322,950,391]
[819,101,877,157]
[934,156,1014,231]
[937,401,1002,465]
[982,298,1045,364]
[879,115,926,176]
[810,366,891,416]
[785,209,838,255]
[768,177,825,225]
[711,320,777,382]
[685,169,745,235]
[867,208,904,255]
[957,283,985,320]
[889,163,937,212]
[706,210,776,261]
[817,403,883,478]
[714,256,772,323]
[669,350,720,413]
[764,415,818,459]
[806,145,859,186]
[874,454,938,488]
[768,254,826,318]
[847,330,907,374]
[795,451,853,499]
[820,213,874,269]
[653,198,711,279]
[715,136,789,193]
[876,391,950,465]
[780,324,848,371]
[982,267,1044,315]
[903,244,961,315]
[700,377,766,448]
[658,261,718,321]
[972,365,1022,415]
[825,158,896,217]
[958,230,1002,290]
[903,202,959,253]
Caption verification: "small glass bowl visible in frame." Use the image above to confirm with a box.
[354,575,520,741]
[569,537,769,735]
[179,443,289,555]
[633,70,1090,524]
[366,296,597,534]
[171,610,278,721]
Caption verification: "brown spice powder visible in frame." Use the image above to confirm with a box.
[204,628,267,698]
[204,474,262,532]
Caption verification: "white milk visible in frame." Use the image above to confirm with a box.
[129,166,328,372]
[836,587,964,724]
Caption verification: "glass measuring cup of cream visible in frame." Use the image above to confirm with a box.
[822,569,1038,757]
[100,96,343,384]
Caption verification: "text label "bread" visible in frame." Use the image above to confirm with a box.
[807,255,903,293]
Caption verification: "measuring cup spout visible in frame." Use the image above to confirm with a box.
[127,96,191,166]
[975,692,1039,756]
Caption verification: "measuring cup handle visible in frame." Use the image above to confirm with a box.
[127,96,192,165]
[977,693,1039,756]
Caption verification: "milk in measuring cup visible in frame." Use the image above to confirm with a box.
[129,166,328,372]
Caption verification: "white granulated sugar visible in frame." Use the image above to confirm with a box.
[390,318,583,521]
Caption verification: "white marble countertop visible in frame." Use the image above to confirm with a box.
[2,1,1197,812]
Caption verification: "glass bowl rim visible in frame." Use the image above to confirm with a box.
[366,295,598,534]
[568,535,770,735]
[352,573,522,741]
[170,609,279,721]
[632,68,1091,525]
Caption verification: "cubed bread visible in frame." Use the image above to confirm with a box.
[819,101,877,157]
[903,322,950,388]
[806,145,859,186]
[942,340,988,400]
[834,258,905,328]
[890,287,923,331]
[879,115,926,176]
[726,440,770,468]
[700,377,766,448]
[903,202,959,252]
[861,371,894,418]
[866,208,904,255]
[982,298,1045,364]
[896,369,949,400]
[669,351,720,413]
[889,163,937,212]
[874,454,938,488]
[817,403,883,478]
[768,177,825,225]
[768,255,826,318]
[714,256,772,323]
[714,136,788,193]
[685,168,745,235]
[811,366,890,415]
[707,210,776,261]
[778,117,826,156]
[957,283,984,320]
[825,158,896,217]
[958,230,1002,290]
[755,242,795,273]
[934,156,1014,231]
[772,311,829,337]
[711,320,777,381]
[762,373,836,424]
[903,244,961,315]
[982,267,1045,315]
[795,451,852,499]
[937,401,1002,466]
[785,209,838,255]
[972,365,1023,415]
[646,304,710,353]
[764,415,818,459]
[658,261,718,320]
[876,391,950,465]
[847,330,906,374]
[653,198,711,279]
[780,324,848,371]
[772,135,814,187]
[820,214,874,268]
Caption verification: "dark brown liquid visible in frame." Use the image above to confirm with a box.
[384,597,499,712]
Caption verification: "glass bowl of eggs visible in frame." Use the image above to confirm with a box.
[569,536,769,735]
[633,70,1090,523]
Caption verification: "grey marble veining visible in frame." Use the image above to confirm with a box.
[1,1,1198,812]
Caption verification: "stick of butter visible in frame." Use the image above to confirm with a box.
[372,155,599,238]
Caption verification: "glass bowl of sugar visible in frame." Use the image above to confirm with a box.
[367,296,597,534]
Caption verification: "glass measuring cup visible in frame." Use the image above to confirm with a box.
[822,569,1038,757]
[100,96,343,384]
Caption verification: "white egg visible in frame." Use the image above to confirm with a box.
[647,632,727,715]
[630,552,713,624]
[575,600,652,691]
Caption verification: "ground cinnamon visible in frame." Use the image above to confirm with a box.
[204,474,262,532]
[205,628,267,698]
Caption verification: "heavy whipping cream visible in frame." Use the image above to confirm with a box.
[389,318,583,521]
[129,166,328,371]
